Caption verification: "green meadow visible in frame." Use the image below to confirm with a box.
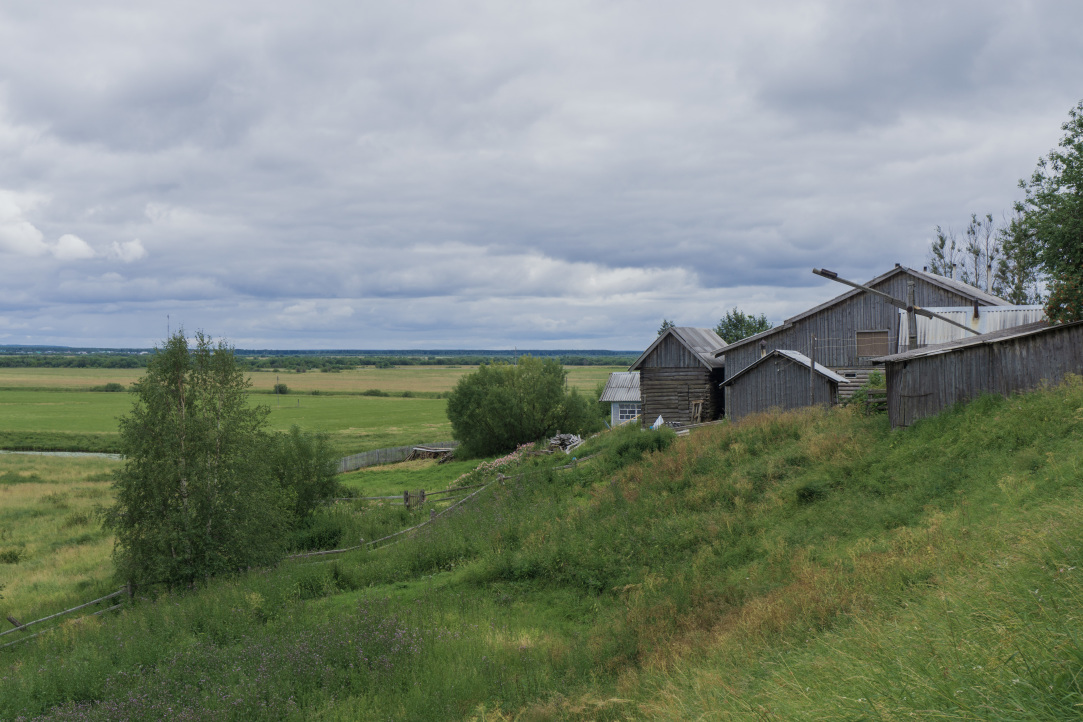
[2,378,1082,719]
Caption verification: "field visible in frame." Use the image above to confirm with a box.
[0,454,120,622]
[3,380,1083,719]
[2,379,1083,718]
[0,365,622,455]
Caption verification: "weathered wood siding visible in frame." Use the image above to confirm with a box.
[638,334,706,368]
[884,323,1083,428]
[641,367,724,425]
[726,273,993,377]
[725,360,838,422]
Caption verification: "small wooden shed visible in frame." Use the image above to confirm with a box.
[598,371,641,426]
[629,327,726,425]
[721,349,847,422]
[873,320,1083,428]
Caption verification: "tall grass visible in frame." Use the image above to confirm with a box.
[3,379,1083,719]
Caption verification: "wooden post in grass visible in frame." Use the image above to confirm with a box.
[418,489,425,507]
[404,490,410,509]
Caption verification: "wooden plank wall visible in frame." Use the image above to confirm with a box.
[641,367,723,425]
[638,335,706,368]
[885,323,1083,428]
[726,359,838,422]
[725,272,993,377]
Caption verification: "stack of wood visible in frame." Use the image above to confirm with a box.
[405,445,456,462]
[548,433,584,454]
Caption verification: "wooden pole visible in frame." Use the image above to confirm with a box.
[809,335,816,407]
[906,280,919,350]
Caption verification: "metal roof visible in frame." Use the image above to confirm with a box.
[871,320,1083,363]
[630,327,726,371]
[717,266,1011,356]
[598,371,641,403]
[720,349,848,387]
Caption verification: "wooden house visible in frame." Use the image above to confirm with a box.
[598,371,641,426]
[873,320,1083,429]
[721,350,847,422]
[629,327,726,425]
[716,266,1010,408]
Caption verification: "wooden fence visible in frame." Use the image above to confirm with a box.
[337,441,458,473]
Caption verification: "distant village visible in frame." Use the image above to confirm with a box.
[600,264,1083,431]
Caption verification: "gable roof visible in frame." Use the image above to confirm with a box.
[630,326,726,371]
[716,266,1012,357]
[721,349,848,387]
[598,371,641,403]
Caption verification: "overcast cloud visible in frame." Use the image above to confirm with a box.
[1,0,1081,350]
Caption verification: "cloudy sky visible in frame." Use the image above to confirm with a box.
[1,1,1081,350]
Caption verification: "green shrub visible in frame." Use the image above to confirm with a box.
[273,383,289,395]
[0,547,24,564]
[362,388,389,397]
[89,382,126,392]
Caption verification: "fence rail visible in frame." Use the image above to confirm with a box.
[337,441,458,473]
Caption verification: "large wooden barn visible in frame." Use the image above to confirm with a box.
[716,265,1010,412]
[629,327,726,426]
[721,350,847,422]
[873,320,1083,428]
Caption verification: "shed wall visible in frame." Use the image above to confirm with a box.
[641,367,724,425]
[726,360,838,422]
[885,323,1083,428]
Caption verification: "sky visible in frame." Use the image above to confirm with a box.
[1,1,1081,351]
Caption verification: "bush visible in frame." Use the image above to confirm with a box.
[445,356,603,458]
[89,382,127,392]
[273,383,289,395]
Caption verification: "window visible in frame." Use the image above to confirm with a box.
[856,330,890,358]
[617,403,641,422]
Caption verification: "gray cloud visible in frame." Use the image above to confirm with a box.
[0,1,1080,349]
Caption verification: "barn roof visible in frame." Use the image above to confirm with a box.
[721,349,848,387]
[714,266,1012,358]
[871,320,1076,363]
[598,371,641,403]
[630,327,726,371]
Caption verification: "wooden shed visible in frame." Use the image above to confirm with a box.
[873,320,1083,429]
[629,327,726,425]
[717,266,1010,407]
[598,371,641,426]
[721,349,847,422]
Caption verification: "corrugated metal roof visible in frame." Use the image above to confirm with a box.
[630,327,726,370]
[598,371,641,403]
[721,349,848,387]
[718,266,1011,356]
[872,320,1083,363]
[895,305,1045,352]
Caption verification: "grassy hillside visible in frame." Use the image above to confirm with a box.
[2,378,1082,719]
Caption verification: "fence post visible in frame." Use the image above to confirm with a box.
[430,509,436,522]
[404,490,411,509]
[418,489,426,507]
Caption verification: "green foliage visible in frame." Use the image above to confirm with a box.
[1019,99,1083,321]
[445,356,601,458]
[272,382,288,395]
[268,426,340,521]
[88,382,126,392]
[657,319,675,336]
[994,211,1045,304]
[714,307,772,343]
[104,331,288,588]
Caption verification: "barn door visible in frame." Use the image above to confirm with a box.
[691,400,703,424]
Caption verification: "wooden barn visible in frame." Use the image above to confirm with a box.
[598,371,641,426]
[629,327,726,425]
[721,350,847,422]
[873,320,1083,429]
[716,265,1010,410]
